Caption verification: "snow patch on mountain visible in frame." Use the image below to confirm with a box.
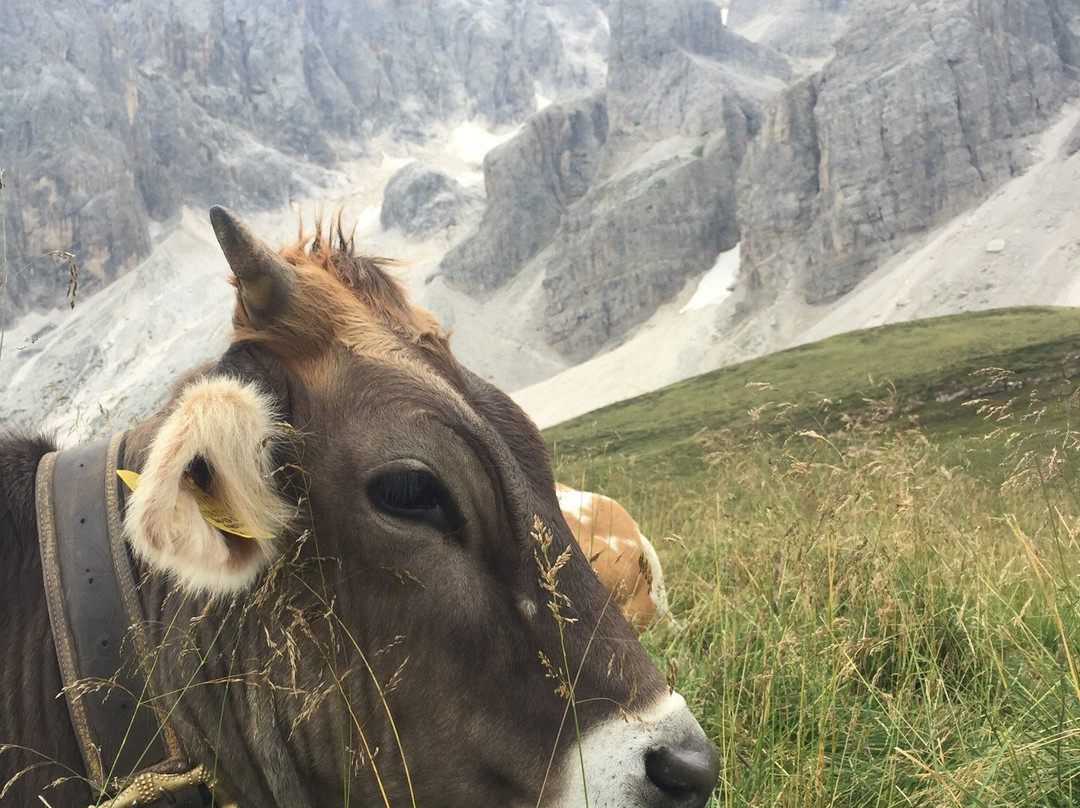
[447,121,521,168]
[680,244,740,313]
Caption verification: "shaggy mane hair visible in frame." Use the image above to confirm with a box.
[231,214,455,378]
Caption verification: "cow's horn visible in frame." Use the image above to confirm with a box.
[210,206,296,329]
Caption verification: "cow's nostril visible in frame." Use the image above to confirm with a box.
[644,743,719,808]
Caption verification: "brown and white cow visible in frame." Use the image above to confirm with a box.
[0,209,717,808]
[556,483,672,633]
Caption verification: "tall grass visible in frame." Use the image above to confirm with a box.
[556,381,1080,808]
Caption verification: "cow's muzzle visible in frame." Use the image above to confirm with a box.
[549,692,719,808]
[643,713,719,807]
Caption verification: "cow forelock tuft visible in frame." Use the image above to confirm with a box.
[231,215,453,374]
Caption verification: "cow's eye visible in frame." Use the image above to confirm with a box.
[368,469,454,530]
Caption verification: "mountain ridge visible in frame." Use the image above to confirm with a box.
[5,0,1080,437]
[0,0,608,313]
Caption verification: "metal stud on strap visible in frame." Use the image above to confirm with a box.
[92,764,237,808]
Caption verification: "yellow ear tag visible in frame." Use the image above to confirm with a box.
[116,468,142,493]
[116,469,273,540]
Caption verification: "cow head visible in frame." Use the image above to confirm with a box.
[120,207,718,807]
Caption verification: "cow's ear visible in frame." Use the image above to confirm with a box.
[123,376,294,594]
[210,205,296,330]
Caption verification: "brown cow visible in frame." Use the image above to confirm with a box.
[556,483,672,633]
[0,208,717,808]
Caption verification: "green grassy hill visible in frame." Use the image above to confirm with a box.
[545,307,1080,808]
[548,306,1080,488]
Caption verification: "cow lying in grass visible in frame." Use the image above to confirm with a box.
[556,483,672,633]
[0,208,717,808]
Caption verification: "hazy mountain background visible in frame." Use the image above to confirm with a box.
[2,0,1080,438]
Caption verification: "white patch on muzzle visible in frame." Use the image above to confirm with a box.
[124,376,293,594]
[545,691,713,808]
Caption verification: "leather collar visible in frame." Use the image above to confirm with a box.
[35,433,181,795]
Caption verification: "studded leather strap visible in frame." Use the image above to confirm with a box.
[36,434,180,795]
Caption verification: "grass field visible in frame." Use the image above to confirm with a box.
[546,307,1080,808]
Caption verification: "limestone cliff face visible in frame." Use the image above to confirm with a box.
[380,162,482,239]
[599,0,788,175]
[536,0,788,358]
[727,0,853,60]
[442,0,789,359]
[0,0,607,314]
[735,0,1080,312]
[439,93,611,293]
[539,128,748,358]
[1,2,150,311]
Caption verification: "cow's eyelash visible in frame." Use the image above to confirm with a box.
[367,469,458,531]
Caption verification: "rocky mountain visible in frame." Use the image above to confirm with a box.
[6,0,1080,436]
[515,103,1080,427]
[441,0,790,359]
[0,0,608,314]
[439,0,1080,363]
[439,92,611,293]
[380,162,482,240]
[727,0,853,60]
[733,0,1080,319]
